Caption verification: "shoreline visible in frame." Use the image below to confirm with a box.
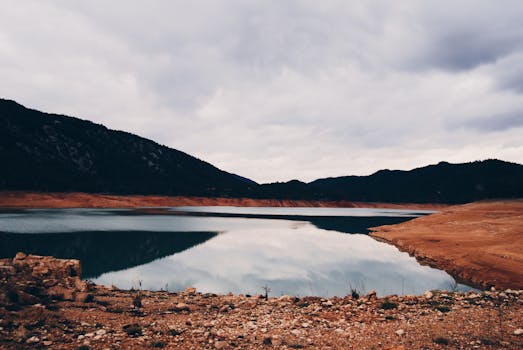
[370,200,523,291]
[0,191,447,210]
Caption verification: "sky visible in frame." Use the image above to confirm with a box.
[1,1,522,183]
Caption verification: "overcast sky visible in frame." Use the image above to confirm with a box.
[1,1,522,183]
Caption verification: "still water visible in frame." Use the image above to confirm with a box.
[0,207,470,297]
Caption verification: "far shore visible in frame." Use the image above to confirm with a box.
[0,191,447,210]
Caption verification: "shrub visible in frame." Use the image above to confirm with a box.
[433,336,449,345]
[123,323,142,337]
[380,299,398,310]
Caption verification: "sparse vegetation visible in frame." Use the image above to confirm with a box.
[433,336,450,345]
[123,323,143,337]
[435,305,451,313]
[380,299,398,310]
[262,285,271,300]
[151,341,166,348]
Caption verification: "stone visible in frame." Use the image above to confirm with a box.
[219,305,229,313]
[96,329,107,336]
[14,252,27,260]
[214,341,227,349]
[174,302,190,312]
[514,328,523,335]
[26,336,40,344]
[43,340,53,346]
[395,329,405,336]
[424,291,433,299]
[291,329,301,336]
[16,290,40,305]
[75,292,94,303]
[366,291,377,300]
[262,337,272,345]
[185,287,197,294]
[48,286,75,301]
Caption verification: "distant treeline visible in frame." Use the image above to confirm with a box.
[1,98,522,203]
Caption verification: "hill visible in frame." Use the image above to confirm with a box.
[0,99,256,197]
[1,98,521,203]
[306,159,523,203]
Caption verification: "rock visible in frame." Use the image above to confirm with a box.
[26,336,40,344]
[262,336,272,345]
[395,329,405,336]
[43,340,53,346]
[514,328,523,335]
[75,292,94,303]
[219,305,229,313]
[185,287,197,294]
[215,341,227,349]
[96,329,107,336]
[366,291,377,300]
[291,329,301,336]
[174,302,190,312]
[424,291,433,299]
[16,290,40,305]
[48,286,75,301]
[75,279,90,292]
[0,265,16,277]
[14,252,27,260]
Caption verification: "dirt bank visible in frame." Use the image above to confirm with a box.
[370,200,523,290]
[0,191,447,210]
[1,254,522,349]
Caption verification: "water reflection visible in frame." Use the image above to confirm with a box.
[0,207,470,296]
[0,231,217,278]
[94,224,466,296]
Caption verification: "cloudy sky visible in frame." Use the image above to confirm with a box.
[1,1,522,183]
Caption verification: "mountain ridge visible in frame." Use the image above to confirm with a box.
[1,98,522,203]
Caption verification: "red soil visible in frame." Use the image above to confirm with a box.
[370,200,523,290]
[0,191,447,210]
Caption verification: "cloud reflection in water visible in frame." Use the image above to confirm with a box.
[95,221,465,297]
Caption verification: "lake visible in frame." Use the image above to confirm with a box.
[0,206,471,297]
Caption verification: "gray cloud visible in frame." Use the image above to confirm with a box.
[0,1,522,182]
[456,110,523,132]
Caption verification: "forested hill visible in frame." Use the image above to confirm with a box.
[1,98,522,203]
[303,159,523,203]
[0,99,256,196]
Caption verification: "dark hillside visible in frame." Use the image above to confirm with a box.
[307,160,523,203]
[0,99,255,196]
[1,98,521,203]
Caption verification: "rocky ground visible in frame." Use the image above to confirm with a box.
[1,254,522,349]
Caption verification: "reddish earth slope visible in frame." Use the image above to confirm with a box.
[370,200,523,290]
